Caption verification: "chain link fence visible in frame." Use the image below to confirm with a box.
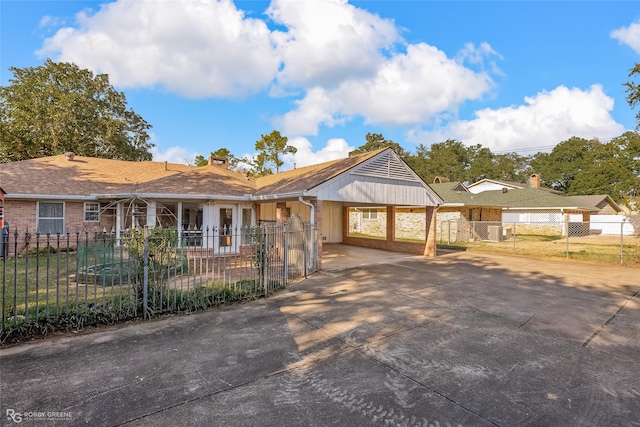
[436,218,639,266]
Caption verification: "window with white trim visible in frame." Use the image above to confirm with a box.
[84,202,100,222]
[38,202,64,234]
[362,209,378,220]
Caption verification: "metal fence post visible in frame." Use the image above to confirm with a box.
[513,223,516,253]
[566,224,570,258]
[283,227,289,285]
[143,226,149,319]
[303,227,308,279]
[262,227,268,297]
[620,219,625,265]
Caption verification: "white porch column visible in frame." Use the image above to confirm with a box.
[203,202,215,249]
[177,202,183,247]
[146,201,157,227]
[116,202,122,238]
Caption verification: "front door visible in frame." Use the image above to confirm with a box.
[217,205,236,252]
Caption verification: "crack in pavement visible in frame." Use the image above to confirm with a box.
[582,290,639,348]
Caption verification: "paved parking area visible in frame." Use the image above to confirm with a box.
[1,248,639,426]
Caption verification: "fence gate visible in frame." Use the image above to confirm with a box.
[284,214,312,282]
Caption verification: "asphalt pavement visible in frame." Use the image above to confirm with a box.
[1,246,638,426]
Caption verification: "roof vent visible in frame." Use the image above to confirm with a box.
[502,188,508,193]
[65,152,75,161]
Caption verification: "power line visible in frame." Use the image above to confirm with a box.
[490,136,617,155]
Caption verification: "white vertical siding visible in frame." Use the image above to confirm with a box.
[310,176,440,206]
[322,201,343,243]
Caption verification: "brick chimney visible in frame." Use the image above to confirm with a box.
[208,156,229,168]
[530,173,540,189]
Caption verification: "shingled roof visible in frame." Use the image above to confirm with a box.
[0,155,255,198]
[564,195,622,213]
[432,183,597,210]
[254,149,383,196]
[0,149,396,200]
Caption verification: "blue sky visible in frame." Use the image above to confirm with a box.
[2,0,639,169]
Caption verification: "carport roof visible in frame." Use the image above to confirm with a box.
[254,149,382,196]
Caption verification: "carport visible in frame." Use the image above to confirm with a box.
[253,148,443,267]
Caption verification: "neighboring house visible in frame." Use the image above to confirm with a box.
[431,174,600,240]
[564,195,622,215]
[0,148,442,263]
[466,174,562,195]
[565,195,635,235]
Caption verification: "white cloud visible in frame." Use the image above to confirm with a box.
[611,20,640,54]
[456,42,504,76]
[37,0,498,141]
[267,0,400,88]
[281,43,494,135]
[410,85,625,152]
[38,0,280,98]
[284,137,355,168]
[151,146,200,165]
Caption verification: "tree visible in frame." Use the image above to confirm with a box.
[416,139,472,183]
[0,59,152,162]
[349,132,408,157]
[194,148,244,170]
[492,152,532,183]
[251,130,296,176]
[465,145,496,183]
[529,137,601,193]
[625,63,640,130]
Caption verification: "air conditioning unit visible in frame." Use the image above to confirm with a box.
[488,225,503,242]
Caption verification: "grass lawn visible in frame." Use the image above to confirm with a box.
[1,253,139,321]
[439,234,640,266]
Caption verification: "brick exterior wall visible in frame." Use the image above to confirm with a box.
[3,200,115,253]
[3,200,36,235]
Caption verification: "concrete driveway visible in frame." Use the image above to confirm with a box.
[1,247,639,426]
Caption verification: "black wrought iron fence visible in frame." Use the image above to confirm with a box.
[0,218,319,342]
[436,219,639,266]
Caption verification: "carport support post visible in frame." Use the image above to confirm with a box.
[424,206,437,257]
[386,206,395,243]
